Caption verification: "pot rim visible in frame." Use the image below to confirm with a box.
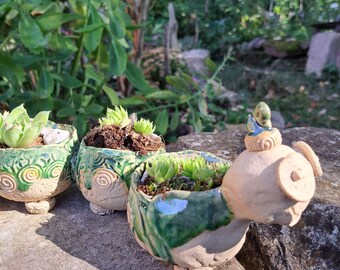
[131,150,230,201]
[0,122,77,151]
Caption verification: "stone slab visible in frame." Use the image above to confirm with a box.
[0,182,244,270]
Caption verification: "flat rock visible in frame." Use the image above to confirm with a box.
[305,32,340,76]
[172,127,340,270]
[0,181,242,270]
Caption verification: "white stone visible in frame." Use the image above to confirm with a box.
[305,32,340,77]
[41,127,70,145]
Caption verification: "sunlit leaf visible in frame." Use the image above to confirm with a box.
[145,90,178,100]
[36,13,82,31]
[119,96,145,106]
[103,85,119,106]
[198,97,208,116]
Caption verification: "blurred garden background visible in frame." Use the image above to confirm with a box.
[0,0,339,142]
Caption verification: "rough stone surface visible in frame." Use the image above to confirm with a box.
[172,127,340,270]
[181,49,209,75]
[0,185,243,269]
[305,32,340,76]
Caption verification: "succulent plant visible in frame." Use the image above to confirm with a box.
[133,118,155,135]
[99,106,131,128]
[144,155,231,193]
[180,156,206,180]
[212,162,231,179]
[146,157,179,184]
[0,104,50,148]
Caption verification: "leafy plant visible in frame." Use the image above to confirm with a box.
[0,0,151,137]
[121,52,233,142]
[134,118,155,135]
[0,104,49,148]
[99,106,131,128]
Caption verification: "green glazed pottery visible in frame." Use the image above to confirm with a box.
[74,138,165,215]
[127,151,235,268]
[0,123,77,214]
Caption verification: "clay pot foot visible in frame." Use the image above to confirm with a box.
[90,203,115,215]
[25,197,56,214]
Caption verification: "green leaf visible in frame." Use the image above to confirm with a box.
[155,109,169,135]
[49,34,78,52]
[103,85,119,106]
[0,53,24,89]
[84,4,103,53]
[96,43,109,70]
[109,39,127,76]
[51,73,83,88]
[32,111,50,126]
[85,65,104,83]
[166,76,191,94]
[170,107,179,131]
[36,69,54,99]
[205,58,218,73]
[74,22,106,33]
[57,107,76,118]
[36,13,82,31]
[19,13,45,50]
[0,88,14,101]
[109,12,125,39]
[119,96,145,106]
[12,55,40,66]
[198,97,208,116]
[145,90,178,100]
[125,62,153,93]
[84,104,103,115]
[73,115,88,138]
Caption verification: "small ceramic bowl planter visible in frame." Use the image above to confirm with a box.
[74,106,165,215]
[127,102,323,270]
[0,105,78,214]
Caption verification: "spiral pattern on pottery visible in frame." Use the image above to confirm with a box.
[0,172,17,192]
[245,128,282,152]
[18,165,43,183]
[92,168,117,190]
[45,161,64,179]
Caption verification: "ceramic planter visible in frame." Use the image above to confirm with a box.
[127,151,237,269]
[0,123,77,214]
[127,125,322,269]
[74,138,165,215]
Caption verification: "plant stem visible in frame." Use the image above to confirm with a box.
[71,3,90,76]
[137,49,232,115]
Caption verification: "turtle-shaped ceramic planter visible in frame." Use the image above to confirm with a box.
[127,102,322,269]
[74,137,165,215]
[0,123,77,214]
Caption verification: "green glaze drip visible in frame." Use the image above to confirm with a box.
[149,189,233,248]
